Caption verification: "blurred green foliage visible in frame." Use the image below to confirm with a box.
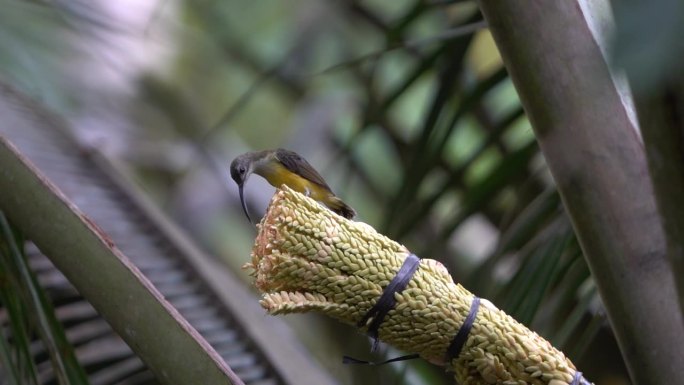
[611,0,684,95]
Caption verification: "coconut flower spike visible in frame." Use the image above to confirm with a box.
[245,186,591,385]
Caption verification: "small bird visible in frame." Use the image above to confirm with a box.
[230,149,356,222]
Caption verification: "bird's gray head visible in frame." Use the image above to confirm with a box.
[229,154,256,224]
[230,154,253,187]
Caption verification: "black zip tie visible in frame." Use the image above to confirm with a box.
[342,353,420,366]
[444,296,480,363]
[357,253,421,352]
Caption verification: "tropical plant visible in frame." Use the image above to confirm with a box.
[2,0,682,384]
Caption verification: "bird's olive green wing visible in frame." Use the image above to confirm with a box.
[275,149,332,190]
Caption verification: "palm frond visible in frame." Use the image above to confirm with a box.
[0,213,90,385]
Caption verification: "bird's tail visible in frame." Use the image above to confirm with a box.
[328,196,356,219]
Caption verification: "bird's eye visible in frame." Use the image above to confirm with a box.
[238,166,246,174]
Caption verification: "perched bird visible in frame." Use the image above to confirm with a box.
[230,148,356,222]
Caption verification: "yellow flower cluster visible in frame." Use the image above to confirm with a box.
[245,187,583,385]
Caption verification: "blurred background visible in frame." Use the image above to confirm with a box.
[5,0,676,384]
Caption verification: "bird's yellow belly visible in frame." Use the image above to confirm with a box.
[261,165,329,201]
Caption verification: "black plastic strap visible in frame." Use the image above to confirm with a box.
[342,353,420,366]
[444,296,480,363]
[357,253,421,351]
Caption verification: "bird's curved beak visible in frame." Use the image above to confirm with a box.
[238,184,252,224]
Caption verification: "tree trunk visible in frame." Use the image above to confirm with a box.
[477,2,684,384]
[633,80,684,319]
